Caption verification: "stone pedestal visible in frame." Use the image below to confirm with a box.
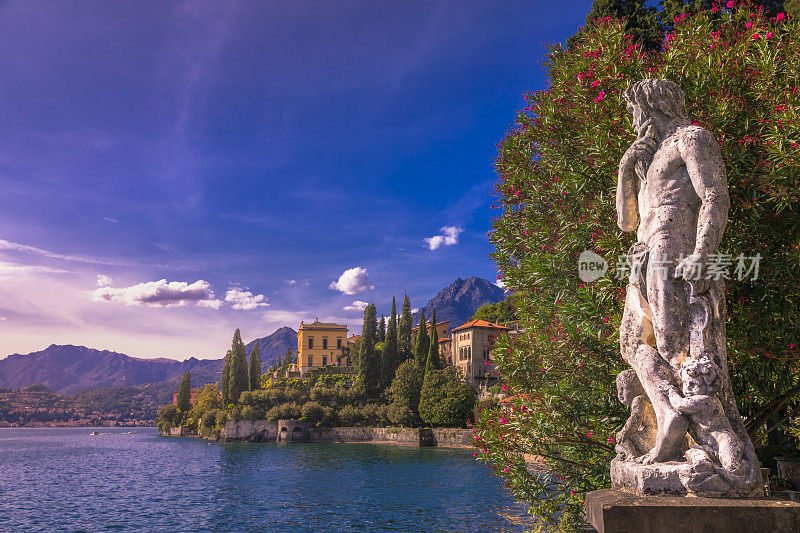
[610,456,763,498]
[585,489,800,533]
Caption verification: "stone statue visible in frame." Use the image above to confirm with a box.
[611,79,761,497]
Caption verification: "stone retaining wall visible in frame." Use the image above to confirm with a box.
[216,421,473,448]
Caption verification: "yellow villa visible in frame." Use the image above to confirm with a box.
[295,319,349,375]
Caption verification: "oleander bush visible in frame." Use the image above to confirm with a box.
[474,3,799,530]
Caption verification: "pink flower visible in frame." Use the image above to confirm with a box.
[766,32,773,38]
[746,21,752,28]
[693,121,700,125]
[608,436,614,443]
[791,143,798,148]
[591,80,600,88]
[790,344,795,349]
[501,385,507,391]
[570,490,575,495]
[594,91,606,103]
[726,0,735,7]
[753,33,760,40]
[500,417,507,425]
[603,317,609,323]
[777,13,786,22]
[712,6,719,12]
[503,467,509,473]
[587,431,592,438]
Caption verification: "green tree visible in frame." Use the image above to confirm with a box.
[220,350,232,406]
[476,7,800,529]
[388,359,423,419]
[156,404,180,432]
[418,367,476,427]
[413,312,429,372]
[357,303,381,397]
[189,383,222,421]
[249,344,262,391]
[176,371,191,415]
[472,299,516,324]
[583,0,660,50]
[229,329,249,403]
[425,310,441,374]
[398,294,413,358]
[381,297,401,390]
[378,315,386,342]
[787,0,800,18]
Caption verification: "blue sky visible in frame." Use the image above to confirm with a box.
[0,0,591,359]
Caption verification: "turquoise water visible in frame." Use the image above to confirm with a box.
[0,428,529,532]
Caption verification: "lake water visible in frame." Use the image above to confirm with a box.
[0,427,529,532]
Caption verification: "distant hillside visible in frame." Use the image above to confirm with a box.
[244,326,297,367]
[413,276,505,329]
[0,326,298,394]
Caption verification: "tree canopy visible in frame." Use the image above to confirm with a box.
[475,5,800,530]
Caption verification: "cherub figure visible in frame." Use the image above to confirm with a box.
[615,369,657,461]
[668,357,745,479]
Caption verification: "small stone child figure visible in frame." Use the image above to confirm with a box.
[615,369,657,461]
[668,357,745,480]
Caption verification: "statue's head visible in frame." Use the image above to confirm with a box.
[617,369,645,406]
[679,357,721,396]
[623,79,688,128]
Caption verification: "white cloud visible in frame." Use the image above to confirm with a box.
[424,226,462,250]
[343,300,369,312]
[287,279,297,285]
[225,287,269,311]
[93,279,216,307]
[197,299,223,309]
[103,217,119,224]
[495,276,507,289]
[96,274,113,287]
[411,308,420,314]
[329,267,374,295]
[0,316,6,321]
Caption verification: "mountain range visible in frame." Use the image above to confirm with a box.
[0,277,504,393]
[413,276,505,329]
[0,327,297,394]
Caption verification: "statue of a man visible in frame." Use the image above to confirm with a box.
[613,79,760,496]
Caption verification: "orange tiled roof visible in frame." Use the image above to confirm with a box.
[452,319,511,332]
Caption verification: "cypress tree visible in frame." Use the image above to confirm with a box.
[220,350,231,406]
[249,344,262,390]
[357,303,380,397]
[381,297,400,390]
[176,371,191,415]
[414,312,429,372]
[378,315,386,342]
[398,294,412,358]
[425,310,441,374]
[229,328,249,403]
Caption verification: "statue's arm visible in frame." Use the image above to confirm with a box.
[618,395,645,440]
[616,154,639,232]
[679,127,730,258]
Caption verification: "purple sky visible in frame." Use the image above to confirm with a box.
[0,0,591,360]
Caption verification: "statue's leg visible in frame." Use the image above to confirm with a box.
[646,239,692,371]
[634,239,692,463]
[620,282,687,463]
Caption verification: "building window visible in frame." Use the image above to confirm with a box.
[308,355,314,366]
[322,337,328,349]
[467,347,471,360]
[322,356,327,366]
[337,338,342,349]
[309,337,314,349]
